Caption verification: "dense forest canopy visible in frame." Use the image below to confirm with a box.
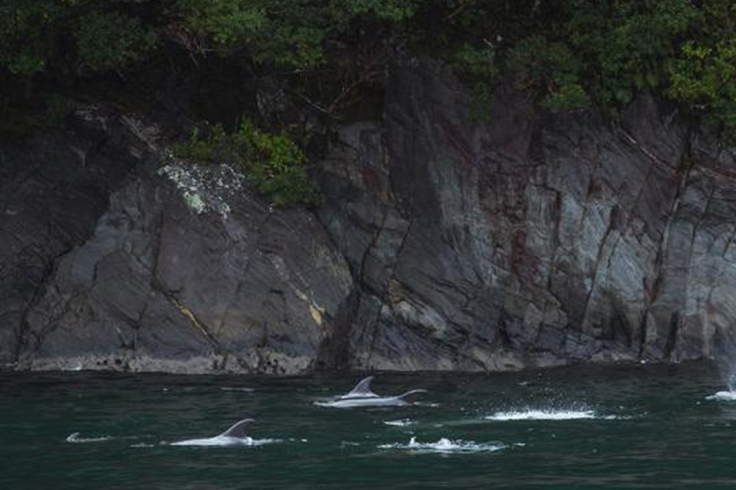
[2,0,736,159]
[2,0,736,127]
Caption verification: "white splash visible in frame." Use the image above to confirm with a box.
[706,390,736,401]
[485,409,598,421]
[384,419,414,427]
[220,387,255,392]
[65,432,112,443]
[378,437,506,453]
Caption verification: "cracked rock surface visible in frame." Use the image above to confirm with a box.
[3,108,354,374]
[3,57,736,374]
[318,58,736,371]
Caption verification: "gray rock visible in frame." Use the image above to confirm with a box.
[315,57,736,370]
[0,107,152,367]
[4,56,736,374]
[17,157,353,374]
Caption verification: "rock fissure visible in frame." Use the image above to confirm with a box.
[162,287,222,351]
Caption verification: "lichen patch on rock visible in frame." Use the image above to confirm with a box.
[158,160,247,218]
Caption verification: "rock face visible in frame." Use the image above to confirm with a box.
[0,108,151,367]
[3,57,736,373]
[22,158,354,373]
[2,109,354,374]
[319,58,736,371]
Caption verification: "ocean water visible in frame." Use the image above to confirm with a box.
[2,362,736,489]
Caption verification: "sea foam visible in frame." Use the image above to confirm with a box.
[485,409,618,421]
[378,436,506,453]
[384,419,414,427]
[65,432,112,443]
[706,390,736,401]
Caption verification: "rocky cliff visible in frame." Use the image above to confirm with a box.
[3,58,736,374]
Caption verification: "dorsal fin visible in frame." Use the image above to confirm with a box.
[397,389,427,403]
[220,419,255,438]
[345,376,377,398]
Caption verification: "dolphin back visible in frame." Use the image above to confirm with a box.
[220,419,255,438]
[345,376,377,398]
[396,389,428,403]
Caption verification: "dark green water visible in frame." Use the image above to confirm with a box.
[2,363,736,490]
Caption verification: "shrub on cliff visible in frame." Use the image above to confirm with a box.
[173,120,321,208]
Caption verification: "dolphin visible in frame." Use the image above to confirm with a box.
[316,376,428,408]
[337,376,378,400]
[319,389,428,408]
[171,419,256,446]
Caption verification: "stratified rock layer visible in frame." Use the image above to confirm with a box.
[3,58,736,373]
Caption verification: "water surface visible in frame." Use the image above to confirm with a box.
[2,363,735,489]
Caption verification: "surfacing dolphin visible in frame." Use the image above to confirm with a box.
[171,419,256,446]
[316,377,427,408]
[337,376,378,400]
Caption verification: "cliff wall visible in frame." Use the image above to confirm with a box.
[3,58,735,373]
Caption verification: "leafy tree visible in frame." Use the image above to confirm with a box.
[0,0,59,77]
[3,0,736,143]
[75,10,157,71]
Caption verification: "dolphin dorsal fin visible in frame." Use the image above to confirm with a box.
[346,376,377,398]
[220,419,254,438]
[397,389,427,403]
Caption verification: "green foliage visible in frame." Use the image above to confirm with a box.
[671,37,736,137]
[543,84,591,113]
[0,0,59,77]
[174,120,321,207]
[453,44,496,80]
[501,0,701,113]
[666,0,736,139]
[175,0,267,46]
[172,124,230,163]
[328,0,423,24]
[176,0,327,69]
[562,0,700,109]
[479,0,736,132]
[0,1,158,77]
[509,35,590,112]
[75,10,156,71]
[176,0,426,70]
[451,43,498,122]
[2,0,736,141]
[6,51,47,78]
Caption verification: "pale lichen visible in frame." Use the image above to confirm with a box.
[184,192,205,214]
[157,159,247,218]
